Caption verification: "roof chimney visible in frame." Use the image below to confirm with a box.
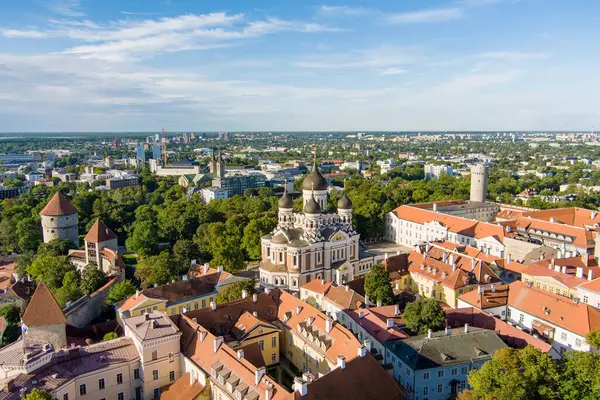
[213,336,224,353]
[337,356,346,369]
[203,263,210,274]
[294,377,308,396]
[237,349,245,360]
[182,274,188,281]
[395,282,400,291]
[449,254,455,265]
[394,304,400,316]
[442,251,448,263]
[253,311,258,317]
[491,284,496,293]
[550,217,555,223]
[345,285,349,291]
[387,319,394,329]
[210,301,216,311]
[433,203,438,212]
[471,258,476,270]
[135,290,139,299]
[445,326,451,336]
[465,323,470,333]
[265,382,274,400]
[325,318,333,333]
[561,266,567,274]
[592,211,597,220]
[365,295,369,308]
[217,265,223,272]
[507,254,511,263]
[296,306,303,315]
[241,290,248,299]
[144,312,150,320]
[427,329,432,339]
[576,267,584,279]
[252,293,258,303]
[478,286,484,294]
[358,310,364,319]
[589,270,594,281]
[554,264,560,272]
[363,338,372,352]
[358,345,367,357]
[189,370,196,386]
[376,300,382,307]
[255,366,266,385]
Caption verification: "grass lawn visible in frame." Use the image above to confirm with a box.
[122,254,138,265]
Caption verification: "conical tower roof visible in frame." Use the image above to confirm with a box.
[85,219,117,243]
[338,191,353,210]
[278,182,294,209]
[40,192,78,217]
[22,281,66,327]
[302,146,328,190]
[303,185,321,214]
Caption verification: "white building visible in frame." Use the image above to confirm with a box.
[424,164,453,180]
[200,187,228,203]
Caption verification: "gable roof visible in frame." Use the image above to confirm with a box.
[507,280,600,337]
[123,312,180,341]
[39,192,78,216]
[300,279,333,295]
[323,285,365,310]
[84,219,117,243]
[345,305,408,344]
[21,281,66,327]
[160,372,205,400]
[458,284,509,310]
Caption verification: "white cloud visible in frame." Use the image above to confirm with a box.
[295,45,418,71]
[386,8,464,24]
[379,67,407,76]
[317,5,371,17]
[0,29,48,38]
[48,0,86,17]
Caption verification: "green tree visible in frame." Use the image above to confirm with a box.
[22,389,52,400]
[364,263,394,306]
[402,297,445,334]
[0,218,17,255]
[558,351,600,400]
[242,216,277,260]
[27,255,76,291]
[125,220,159,257]
[37,238,73,256]
[216,280,256,304]
[80,264,107,295]
[172,239,200,271]
[585,328,600,349]
[103,332,119,341]
[16,217,43,253]
[54,270,83,308]
[0,304,20,325]
[134,251,180,288]
[466,346,559,400]
[106,280,138,306]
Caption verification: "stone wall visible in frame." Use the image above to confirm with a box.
[64,276,120,328]
[25,323,67,349]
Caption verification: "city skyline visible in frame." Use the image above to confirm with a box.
[0,0,598,132]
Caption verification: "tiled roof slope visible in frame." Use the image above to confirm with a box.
[84,219,117,242]
[39,192,78,216]
[21,281,66,327]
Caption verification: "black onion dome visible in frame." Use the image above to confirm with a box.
[303,196,321,214]
[337,191,352,210]
[302,163,328,191]
[278,189,293,209]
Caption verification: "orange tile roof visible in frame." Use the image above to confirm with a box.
[458,284,509,309]
[522,258,600,289]
[345,305,408,343]
[22,281,66,327]
[160,372,205,400]
[323,285,365,311]
[117,293,153,313]
[504,261,529,274]
[39,192,78,216]
[300,279,333,295]
[507,281,600,336]
[84,219,117,243]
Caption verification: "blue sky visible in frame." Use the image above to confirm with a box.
[0,0,597,132]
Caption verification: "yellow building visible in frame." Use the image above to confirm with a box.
[228,311,281,366]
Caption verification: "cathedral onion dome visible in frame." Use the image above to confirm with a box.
[337,191,352,210]
[304,195,321,214]
[278,188,293,209]
[302,162,328,190]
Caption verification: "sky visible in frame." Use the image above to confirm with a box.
[0,0,598,132]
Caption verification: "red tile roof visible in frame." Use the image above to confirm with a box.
[84,219,117,243]
[458,284,509,309]
[345,305,408,343]
[522,257,600,289]
[22,281,66,327]
[300,279,333,295]
[160,372,205,400]
[39,192,78,216]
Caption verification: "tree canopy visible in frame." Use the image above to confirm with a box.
[106,280,138,306]
[364,263,394,306]
[401,297,445,334]
[134,251,181,288]
[23,389,52,400]
[216,280,256,304]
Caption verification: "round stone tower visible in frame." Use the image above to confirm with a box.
[40,192,79,247]
[470,164,489,203]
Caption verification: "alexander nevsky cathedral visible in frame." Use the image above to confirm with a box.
[258,150,376,293]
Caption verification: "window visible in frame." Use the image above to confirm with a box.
[561,332,567,341]
[152,350,158,360]
[438,384,443,393]
[63,395,68,400]
[451,368,458,376]
[202,299,206,308]
[461,366,468,375]
[169,352,174,362]
[194,302,199,310]
[272,353,277,363]
[423,386,429,395]
[258,340,264,350]
[583,296,589,304]
[423,372,430,380]
[438,370,444,378]
[272,336,277,348]
[576,338,582,347]
[170,371,175,382]
[117,373,123,384]
[118,394,124,400]
[79,384,86,396]
[99,378,105,390]
[134,368,140,380]
[154,389,160,398]
[153,369,159,380]
[519,314,524,324]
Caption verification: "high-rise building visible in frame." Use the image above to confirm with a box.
[136,145,146,164]
[152,144,162,160]
[470,164,489,203]
[112,137,121,148]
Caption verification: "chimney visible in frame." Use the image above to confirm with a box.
[507,254,512,263]
[325,318,333,333]
[4,380,14,393]
[453,263,457,272]
[294,377,308,396]
[337,356,346,369]
[345,285,349,291]
[576,267,584,279]
[296,306,303,315]
[471,258,476,270]
[394,304,400,316]
[358,310,364,319]
[589,270,594,281]
[561,266,567,274]
[442,252,448,263]
[265,383,274,400]
[199,331,207,342]
[255,366,266,385]
[358,345,367,357]
[237,349,245,360]
[592,211,597,220]
[384,253,388,260]
[135,290,139,299]
[252,293,258,303]
[445,326,451,336]
[182,274,188,281]
[365,295,369,308]
[153,283,158,288]
[189,371,196,385]
[478,286,484,294]
[554,265,560,272]
[363,338,372,352]
[144,312,150,320]
[427,329,432,339]
[433,203,438,212]
[465,323,470,333]
[395,282,400,291]
[217,265,224,272]
[242,290,248,299]
[203,263,210,274]
[491,284,496,292]
[213,336,224,353]
[550,217,555,223]
[582,253,590,267]
[377,300,382,307]
[264,287,271,295]
[210,301,216,311]
[449,254,455,265]
[182,307,187,314]
[387,319,394,329]
[191,259,196,266]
